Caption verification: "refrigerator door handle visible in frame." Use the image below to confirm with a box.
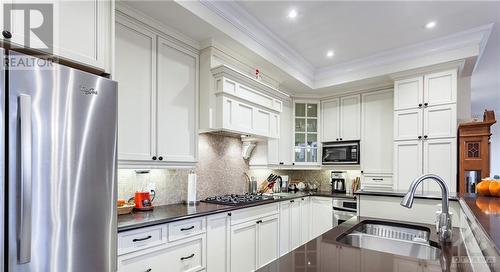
[18,94,32,264]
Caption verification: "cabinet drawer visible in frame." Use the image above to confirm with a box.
[362,175,393,186]
[168,217,205,242]
[119,237,204,272]
[118,225,166,255]
[231,203,279,226]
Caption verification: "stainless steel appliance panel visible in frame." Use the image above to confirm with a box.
[322,141,360,165]
[7,52,117,272]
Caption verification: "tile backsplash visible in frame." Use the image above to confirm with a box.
[118,134,362,206]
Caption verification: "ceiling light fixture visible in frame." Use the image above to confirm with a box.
[288,9,298,19]
[425,21,436,29]
[326,50,335,58]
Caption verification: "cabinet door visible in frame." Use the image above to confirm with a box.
[254,108,272,137]
[310,197,333,238]
[258,215,279,268]
[57,0,110,71]
[424,70,457,106]
[300,197,311,244]
[115,19,156,161]
[279,202,290,256]
[207,213,230,272]
[394,77,423,110]
[230,221,257,272]
[423,138,457,193]
[267,139,280,165]
[156,37,198,162]
[394,140,423,192]
[279,101,293,165]
[290,200,301,249]
[340,94,361,141]
[394,108,423,141]
[423,104,457,139]
[321,98,340,142]
[338,246,361,272]
[361,90,394,174]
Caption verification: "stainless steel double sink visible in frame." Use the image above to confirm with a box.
[336,220,441,260]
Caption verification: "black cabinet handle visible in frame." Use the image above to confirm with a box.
[340,138,343,141]
[336,138,339,141]
[290,200,295,203]
[301,198,304,200]
[372,178,384,181]
[228,212,232,216]
[152,156,157,160]
[180,226,195,231]
[132,235,152,242]
[279,162,284,165]
[424,135,428,139]
[256,220,263,224]
[2,30,12,39]
[361,170,364,174]
[158,156,163,161]
[292,163,295,165]
[418,136,422,139]
[424,103,428,107]
[145,268,152,272]
[180,253,195,261]
[418,103,423,107]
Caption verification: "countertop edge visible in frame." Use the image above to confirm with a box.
[117,192,353,232]
[354,190,460,201]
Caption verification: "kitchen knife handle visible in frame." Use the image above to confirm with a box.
[19,95,32,264]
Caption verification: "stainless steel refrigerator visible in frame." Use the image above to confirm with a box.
[1,48,118,271]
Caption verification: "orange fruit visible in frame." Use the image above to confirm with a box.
[488,181,500,197]
[476,180,491,196]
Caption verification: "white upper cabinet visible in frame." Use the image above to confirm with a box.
[340,94,361,141]
[294,102,320,164]
[394,77,423,110]
[267,100,293,166]
[321,98,340,142]
[394,108,423,141]
[156,37,198,163]
[424,70,457,106]
[321,94,361,142]
[115,18,156,161]
[115,13,198,165]
[3,0,112,72]
[361,89,393,175]
[423,104,457,139]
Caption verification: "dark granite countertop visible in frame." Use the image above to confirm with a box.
[458,193,500,255]
[355,188,460,201]
[256,216,489,272]
[117,191,353,232]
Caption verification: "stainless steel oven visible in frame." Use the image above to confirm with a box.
[333,198,357,227]
[322,141,360,165]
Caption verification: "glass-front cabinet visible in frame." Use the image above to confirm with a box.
[294,102,320,164]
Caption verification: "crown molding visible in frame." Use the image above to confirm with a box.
[174,1,493,92]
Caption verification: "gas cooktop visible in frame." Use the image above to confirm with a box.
[201,193,274,206]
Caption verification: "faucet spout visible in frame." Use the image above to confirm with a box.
[400,174,452,242]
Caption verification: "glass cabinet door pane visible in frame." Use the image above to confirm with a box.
[295,118,306,132]
[295,133,305,147]
[295,148,306,162]
[306,148,318,162]
[307,134,318,147]
[295,103,306,117]
[306,119,317,132]
[307,104,318,117]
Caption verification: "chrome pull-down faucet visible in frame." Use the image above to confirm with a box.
[400,174,452,242]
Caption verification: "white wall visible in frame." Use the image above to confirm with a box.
[471,24,500,177]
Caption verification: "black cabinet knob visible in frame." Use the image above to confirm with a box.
[418,136,422,139]
[228,212,232,216]
[279,162,284,165]
[336,138,339,141]
[424,103,428,107]
[2,30,12,39]
[424,135,428,139]
[361,170,364,174]
[418,103,423,107]
[158,156,163,161]
[152,156,157,160]
[339,138,343,141]
[292,163,295,165]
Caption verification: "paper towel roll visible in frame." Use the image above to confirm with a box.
[187,172,197,203]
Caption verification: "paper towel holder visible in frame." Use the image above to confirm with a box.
[184,170,200,206]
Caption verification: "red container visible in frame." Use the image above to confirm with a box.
[134,191,154,211]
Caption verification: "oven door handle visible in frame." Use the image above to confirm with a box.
[333,207,356,213]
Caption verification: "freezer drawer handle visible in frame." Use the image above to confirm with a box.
[180,253,195,261]
[18,95,32,264]
[132,235,152,242]
[180,226,195,231]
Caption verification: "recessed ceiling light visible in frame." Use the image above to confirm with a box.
[288,9,298,19]
[326,50,335,58]
[425,21,436,29]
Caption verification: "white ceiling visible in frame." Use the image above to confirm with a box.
[237,1,500,70]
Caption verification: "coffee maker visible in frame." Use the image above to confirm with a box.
[331,171,347,193]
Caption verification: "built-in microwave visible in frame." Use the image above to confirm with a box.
[322,141,360,165]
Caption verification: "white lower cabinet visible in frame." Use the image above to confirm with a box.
[279,197,312,256]
[310,197,334,238]
[257,215,280,267]
[230,220,258,272]
[300,197,311,245]
[206,212,231,272]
